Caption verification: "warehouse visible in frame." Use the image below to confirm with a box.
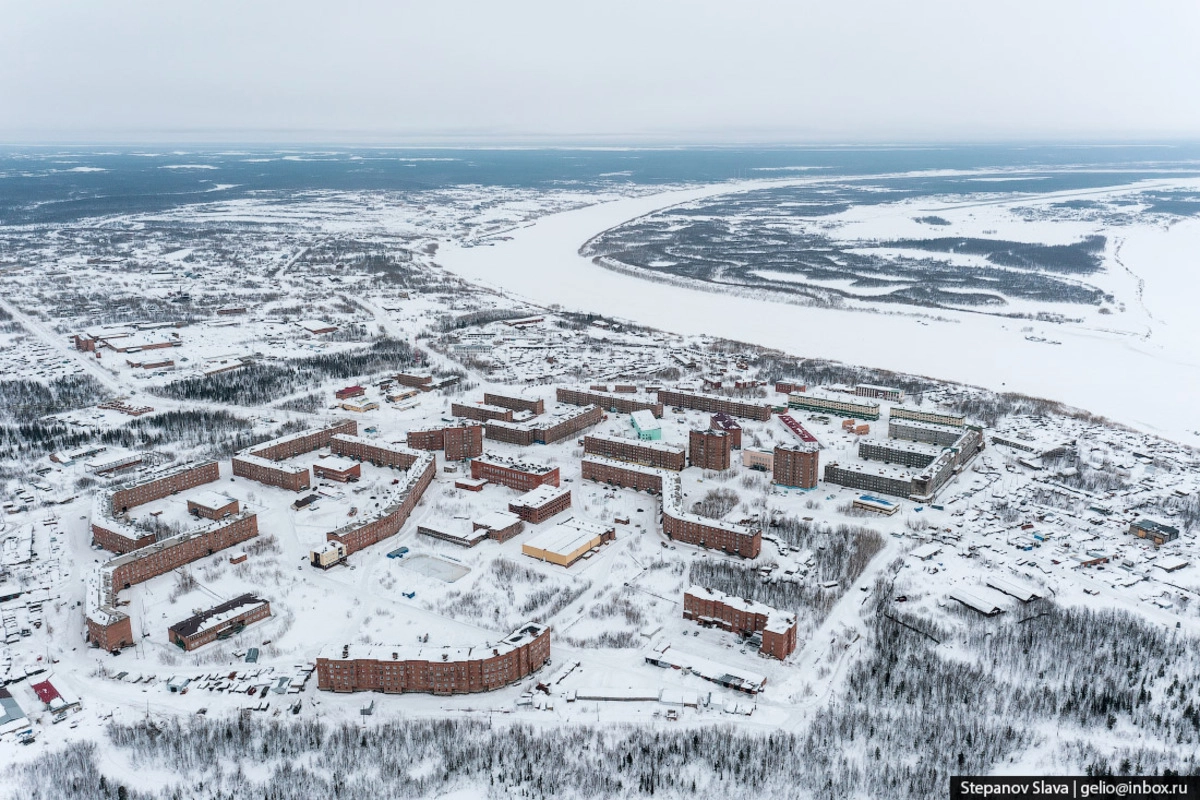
[508,484,572,524]
[522,517,615,567]
[168,594,271,651]
[1130,518,1180,546]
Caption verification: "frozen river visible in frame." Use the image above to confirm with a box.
[439,182,1200,445]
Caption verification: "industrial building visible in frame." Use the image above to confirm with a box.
[316,623,550,695]
[654,388,772,421]
[683,586,798,660]
[1130,519,1181,546]
[508,485,572,524]
[584,433,686,471]
[689,429,732,471]
[521,517,615,567]
[787,392,881,420]
[773,444,819,489]
[710,413,742,448]
[168,594,271,651]
[556,387,663,417]
[469,454,560,491]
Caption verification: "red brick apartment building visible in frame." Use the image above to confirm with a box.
[168,594,271,651]
[316,623,550,694]
[395,372,433,389]
[231,420,359,491]
[325,453,436,555]
[335,385,366,400]
[663,512,760,559]
[484,407,604,448]
[710,413,742,449]
[110,461,220,515]
[654,389,772,422]
[580,457,762,559]
[87,612,133,653]
[332,434,422,469]
[231,454,310,492]
[773,444,820,489]
[248,420,358,461]
[683,586,797,660]
[406,427,445,451]
[689,430,732,471]
[86,512,261,651]
[450,402,514,423]
[508,485,572,524]
[110,514,259,589]
[584,433,686,471]
[469,454,559,491]
[556,387,663,418]
[483,392,545,416]
[444,423,484,460]
[93,462,223,552]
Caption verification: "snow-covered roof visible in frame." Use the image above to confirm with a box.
[511,484,570,509]
[188,490,237,511]
[319,623,548,664]
[523,517,612,556]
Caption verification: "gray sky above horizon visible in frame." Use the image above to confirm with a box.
[3,0,1198,144]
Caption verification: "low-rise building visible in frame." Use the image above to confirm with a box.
[1130,518,1181,546]
[521,517,615,567]
[508,484,572,524]
[313,456,362,483]
[168,594,271,651]
[469,454,559,491]
[631,410,662,440]
[186,490,240,520]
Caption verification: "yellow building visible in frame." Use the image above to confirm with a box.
[521,517,614,567]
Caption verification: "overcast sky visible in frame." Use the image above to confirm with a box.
[2,0,1198,144]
